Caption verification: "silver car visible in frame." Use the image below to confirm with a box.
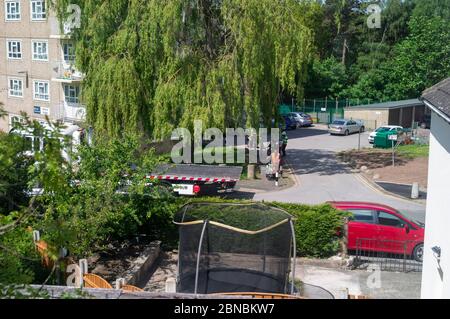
[289,112,313,127]
[329,119,365,136]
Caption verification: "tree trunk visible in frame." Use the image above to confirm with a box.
[341,38,347,65]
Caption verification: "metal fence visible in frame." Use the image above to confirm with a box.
[280,104,345,124]
[351,238,422,273]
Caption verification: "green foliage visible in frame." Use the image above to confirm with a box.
[305,0,449,102]
[383,16,450,100]
[0,284,50,299]
[398,144,430,159]
[305,57,349,98]
[0,225,40,285]
[0,131,33,214]
[33,130,174,257]
[1,117,180,286]
[185,199,349,258]
[271,203,349,258]
[52,0,317,138]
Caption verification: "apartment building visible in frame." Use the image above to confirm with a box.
[0,0,85,132]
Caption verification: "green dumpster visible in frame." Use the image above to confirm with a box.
[374,131,397,149]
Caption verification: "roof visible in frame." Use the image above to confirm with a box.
[421,78,450,123]
[346,99,424,110]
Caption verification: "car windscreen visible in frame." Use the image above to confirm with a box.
[376,127,391,132]
[332,120,346,125]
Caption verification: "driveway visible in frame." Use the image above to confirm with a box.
[254,125,426,223]
[298,264,422,299]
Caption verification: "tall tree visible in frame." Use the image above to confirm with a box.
[53,0,318,138]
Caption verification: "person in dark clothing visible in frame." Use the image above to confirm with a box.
[280,131,288,157]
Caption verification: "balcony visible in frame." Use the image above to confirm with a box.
[51,62,84,83]
[55,102,86,124]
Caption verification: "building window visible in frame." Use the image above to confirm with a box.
[30,0,46,20]
[5,1,21,20]
[9,114,24,129]
[33,81,50,101]
[7,40,22,59]
[63,43,76,63]
[32,40,48,61]
[8,78,23,97]
[64,85,80,104]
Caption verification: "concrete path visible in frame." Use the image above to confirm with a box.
[254,125,426,223]
[297,263,421,299]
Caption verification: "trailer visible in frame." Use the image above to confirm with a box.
[147,164,243,196]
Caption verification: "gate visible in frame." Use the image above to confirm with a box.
[352,238,422,273]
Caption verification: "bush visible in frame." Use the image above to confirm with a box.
[269,203,349,258]
[178,199,349,258]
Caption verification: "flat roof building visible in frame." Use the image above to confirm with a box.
[344,99,429,130]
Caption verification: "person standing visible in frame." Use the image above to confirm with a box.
[281,131,288,157]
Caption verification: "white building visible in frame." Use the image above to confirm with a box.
[421,78,450,299]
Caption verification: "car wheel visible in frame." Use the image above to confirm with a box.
[413,243,424,262]
[344,130,349,136]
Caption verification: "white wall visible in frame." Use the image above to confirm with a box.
[421,112,450,299]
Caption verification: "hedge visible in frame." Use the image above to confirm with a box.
[165,198,349,258]
[269,202,349,258]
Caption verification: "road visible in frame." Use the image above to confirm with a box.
[253,125,426,223]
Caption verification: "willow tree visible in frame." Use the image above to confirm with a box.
[54,0,318,139]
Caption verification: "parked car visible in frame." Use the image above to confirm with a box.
[282,115,297,130]
[289,112,313,127]
[329,202,425,262]
[368,125,403,144]
[328,119,365,136]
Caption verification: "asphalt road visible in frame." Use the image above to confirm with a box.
[254,125,426,223]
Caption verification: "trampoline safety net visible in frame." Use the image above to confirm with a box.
[174,203,295,295]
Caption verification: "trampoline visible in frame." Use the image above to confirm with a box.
[173,203,297,295]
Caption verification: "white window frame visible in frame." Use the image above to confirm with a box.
[9,114,25,128]
[62,42,76,63]
[6,39,22,59]
[30,0,46,21]
[32,40,49,61]
[5,1,21,21]
[8,78,24,98]
[33,80,50,102]
[64,84,80,104]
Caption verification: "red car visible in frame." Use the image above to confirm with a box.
[329,202,425,262]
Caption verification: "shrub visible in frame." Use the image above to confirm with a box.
[268,203,349,258]
[178,199,349,258]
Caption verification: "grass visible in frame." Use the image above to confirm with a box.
[397,144,430,159]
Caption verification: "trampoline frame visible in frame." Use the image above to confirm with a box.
[174,202,297,295]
